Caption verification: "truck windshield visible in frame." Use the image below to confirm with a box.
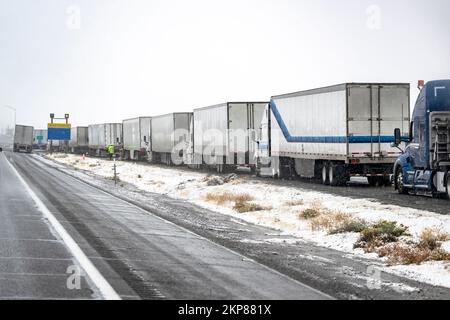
[428,84,450,111]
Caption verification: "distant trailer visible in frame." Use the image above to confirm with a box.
[122,117,152,161]
[189,102,268,172]
[257,83,410,186]
[151,113,192,166]
[69,127,89,154]
[88,123,122,157]
[33,129,48,150]
[14,125,34,153]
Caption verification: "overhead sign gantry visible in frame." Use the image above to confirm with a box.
[48,113,71,141]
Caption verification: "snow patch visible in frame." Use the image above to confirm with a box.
[44,153,450,288]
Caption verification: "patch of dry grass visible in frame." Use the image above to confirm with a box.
[297,202,363,234]
[353,225,450,265]
[354,221,410,252]
[107,176,121,182]
[299,201,326,220]
[233,201,272,213]
[299,208,321,220]
[285,199,304,207]
[419,228,450,251]
[329,219,369,235]
[204,192,254,205]
[377,243,450,265]
[310,211,354,232]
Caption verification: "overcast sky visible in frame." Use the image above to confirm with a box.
[0,0,449,129]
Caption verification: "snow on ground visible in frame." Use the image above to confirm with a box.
[45,153,450,288]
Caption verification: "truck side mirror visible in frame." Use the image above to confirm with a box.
[409,121,414,142]
[394,128,402,146]
[144,136,147,143]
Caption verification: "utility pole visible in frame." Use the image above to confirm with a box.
[50,113,54,154]
[2,105,16,146]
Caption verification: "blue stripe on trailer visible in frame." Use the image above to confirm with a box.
[270,100,405,144]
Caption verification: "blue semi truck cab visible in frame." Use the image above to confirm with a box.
[393,80,450,198]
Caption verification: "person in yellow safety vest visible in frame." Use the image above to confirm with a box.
[108,144,115,160]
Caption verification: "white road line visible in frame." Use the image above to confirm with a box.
[5,156,121,300]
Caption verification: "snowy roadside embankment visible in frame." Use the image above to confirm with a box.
[43,153,450,288]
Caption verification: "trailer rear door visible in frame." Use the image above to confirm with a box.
[378,84,410,151]
[348,84,376,156]
[348,84,409,159]
[228,103,249,159]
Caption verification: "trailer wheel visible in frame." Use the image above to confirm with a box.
[329,166,337,186]
[329,165,349,186]
[322,165,329,185]
[395,167,408,195]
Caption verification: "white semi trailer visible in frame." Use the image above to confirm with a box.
[88,123,122,157]
[122,117,152,161]
[256,83,410,186]
[69,127,89,154]
[189,102,268,172]
[151,113,192,166]
[14,125,34,153]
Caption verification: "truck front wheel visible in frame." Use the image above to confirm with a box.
[445,173,450,200]
[396,167,408,195]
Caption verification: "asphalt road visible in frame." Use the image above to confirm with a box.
[36,154,450,300]
[0,151,330,300]
[0,152,96,299]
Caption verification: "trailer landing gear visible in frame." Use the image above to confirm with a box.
[367,176,391,187]
[279,157,296,180]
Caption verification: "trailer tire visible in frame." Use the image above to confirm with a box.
[329,166,337,186]
[322,164,329,185]
[329,165,349,186]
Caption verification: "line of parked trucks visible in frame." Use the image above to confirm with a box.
[11,80,450,198]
